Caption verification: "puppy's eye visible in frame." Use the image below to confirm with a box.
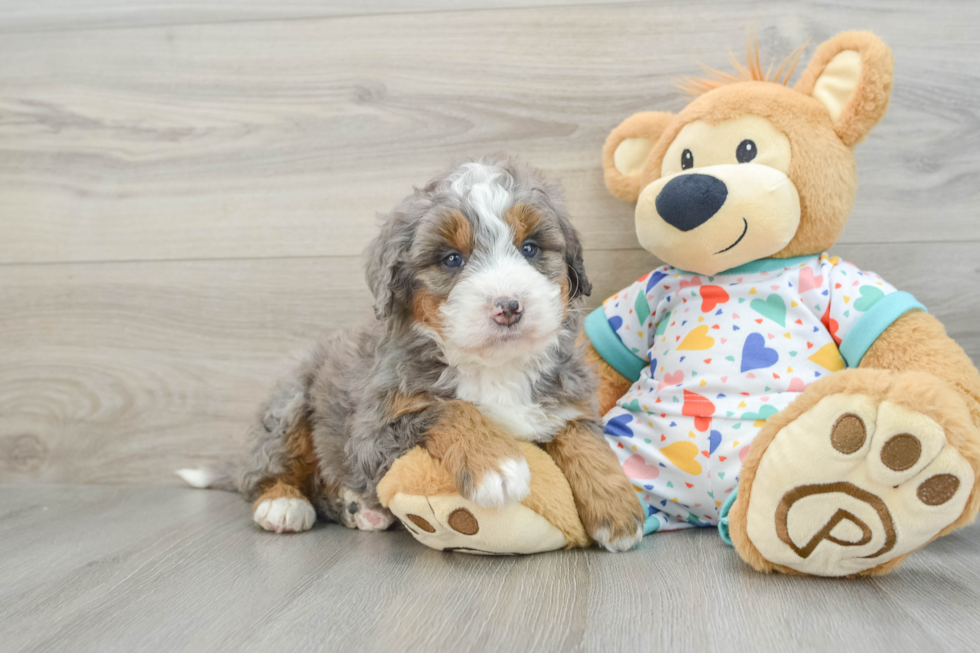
[736,139,757,163]
[442,253,465,269]
[681,149,694,170]
[520,243,539,258]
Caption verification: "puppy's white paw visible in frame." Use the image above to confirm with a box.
[354,506,396,531]
[592,524,644,553]
[253,497,316,534]
[471,458,531,508]
[338,488,396,531]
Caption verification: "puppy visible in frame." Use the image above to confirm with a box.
[179,157,645,551]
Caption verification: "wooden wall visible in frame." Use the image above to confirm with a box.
[1,0,978,484]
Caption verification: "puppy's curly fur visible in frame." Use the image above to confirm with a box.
[181,156,643,547]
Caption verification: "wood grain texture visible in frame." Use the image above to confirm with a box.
[0,0,656,33]
[2,484,980,653]
[0,0,978,486]
[0,250,653,484]
[1,1,979,264]
[0,244,976,485]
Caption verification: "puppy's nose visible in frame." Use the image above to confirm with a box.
[655,173,728,232]
[491,298,523,326]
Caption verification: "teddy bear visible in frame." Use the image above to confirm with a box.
[380,31,980,577]
[378,441,588,554]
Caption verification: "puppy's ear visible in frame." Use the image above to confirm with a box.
[795,31,894,148]
[602,111,674,202]
[562,223,591,299]
[364,214,411,320]
[534,181,592,300]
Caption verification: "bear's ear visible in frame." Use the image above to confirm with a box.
[795,31,894,148]
[602,111,674,202]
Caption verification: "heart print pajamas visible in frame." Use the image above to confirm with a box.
[584,254,925,534]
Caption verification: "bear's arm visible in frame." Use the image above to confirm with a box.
[860,310,980,428]
[579,333,632,416]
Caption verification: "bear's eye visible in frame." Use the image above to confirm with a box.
[736,139,757,163]
[681,149,694,170]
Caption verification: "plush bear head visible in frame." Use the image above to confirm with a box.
[603,31,893,275]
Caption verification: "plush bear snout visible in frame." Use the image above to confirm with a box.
[655,173,729,232]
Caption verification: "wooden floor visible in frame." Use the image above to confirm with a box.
[2,484,980,653]
[2,1,980,650]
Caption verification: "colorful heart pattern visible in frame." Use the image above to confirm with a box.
[660,441,703,476]
[657,369,684,391]
[677,325,715,351]
[682,390,715,432]
[700,285,730,312]
[624,453,661,480]
[599,254,903,532]
[750,293,787,326]
[854,285,885,312]
[740,333,778,372]
[605,414,634,438]
[798,266,823,293]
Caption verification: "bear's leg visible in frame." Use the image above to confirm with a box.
[377,442,589,555]
[728,368,980,576]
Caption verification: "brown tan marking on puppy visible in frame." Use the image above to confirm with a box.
[250,421,319,533]
[388,392,434,419]
[254,421,317,502]
[546,419,646,551]
[440,209,475,256]
[254,480,308,508]
[506,202,584,320]
[424,400,529,507]
[504,203,541,246]
[411,288,447,333]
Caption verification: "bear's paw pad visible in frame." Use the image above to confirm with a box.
[745,393,974,576]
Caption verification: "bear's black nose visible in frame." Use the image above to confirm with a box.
[655,174,728,232]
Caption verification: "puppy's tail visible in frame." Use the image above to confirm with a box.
[176,462,239,493]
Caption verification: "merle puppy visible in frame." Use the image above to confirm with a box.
[180,157,645,552]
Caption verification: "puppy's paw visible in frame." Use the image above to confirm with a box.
[466,457,532,509]
[253,497,316,534]
[354,506,397,531]
[592,522,644,553]
[581,484,646,552]
[585,497,646,552]
[337,488,397,531]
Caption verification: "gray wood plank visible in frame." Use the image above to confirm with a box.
[0,0,656,34]
[0,243,976,486]
[0,249,655,484]
[1,1,978,264]
[1,484,979,653]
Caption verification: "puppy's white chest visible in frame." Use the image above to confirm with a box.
[454,366,569,442]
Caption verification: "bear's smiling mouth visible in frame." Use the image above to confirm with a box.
[714,217,748,254]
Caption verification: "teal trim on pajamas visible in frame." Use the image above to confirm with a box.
[718,487,738,547]
[584,307,647,383]
[644,513,661,535]
[675,254,815,277]
[839,291,926,368]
